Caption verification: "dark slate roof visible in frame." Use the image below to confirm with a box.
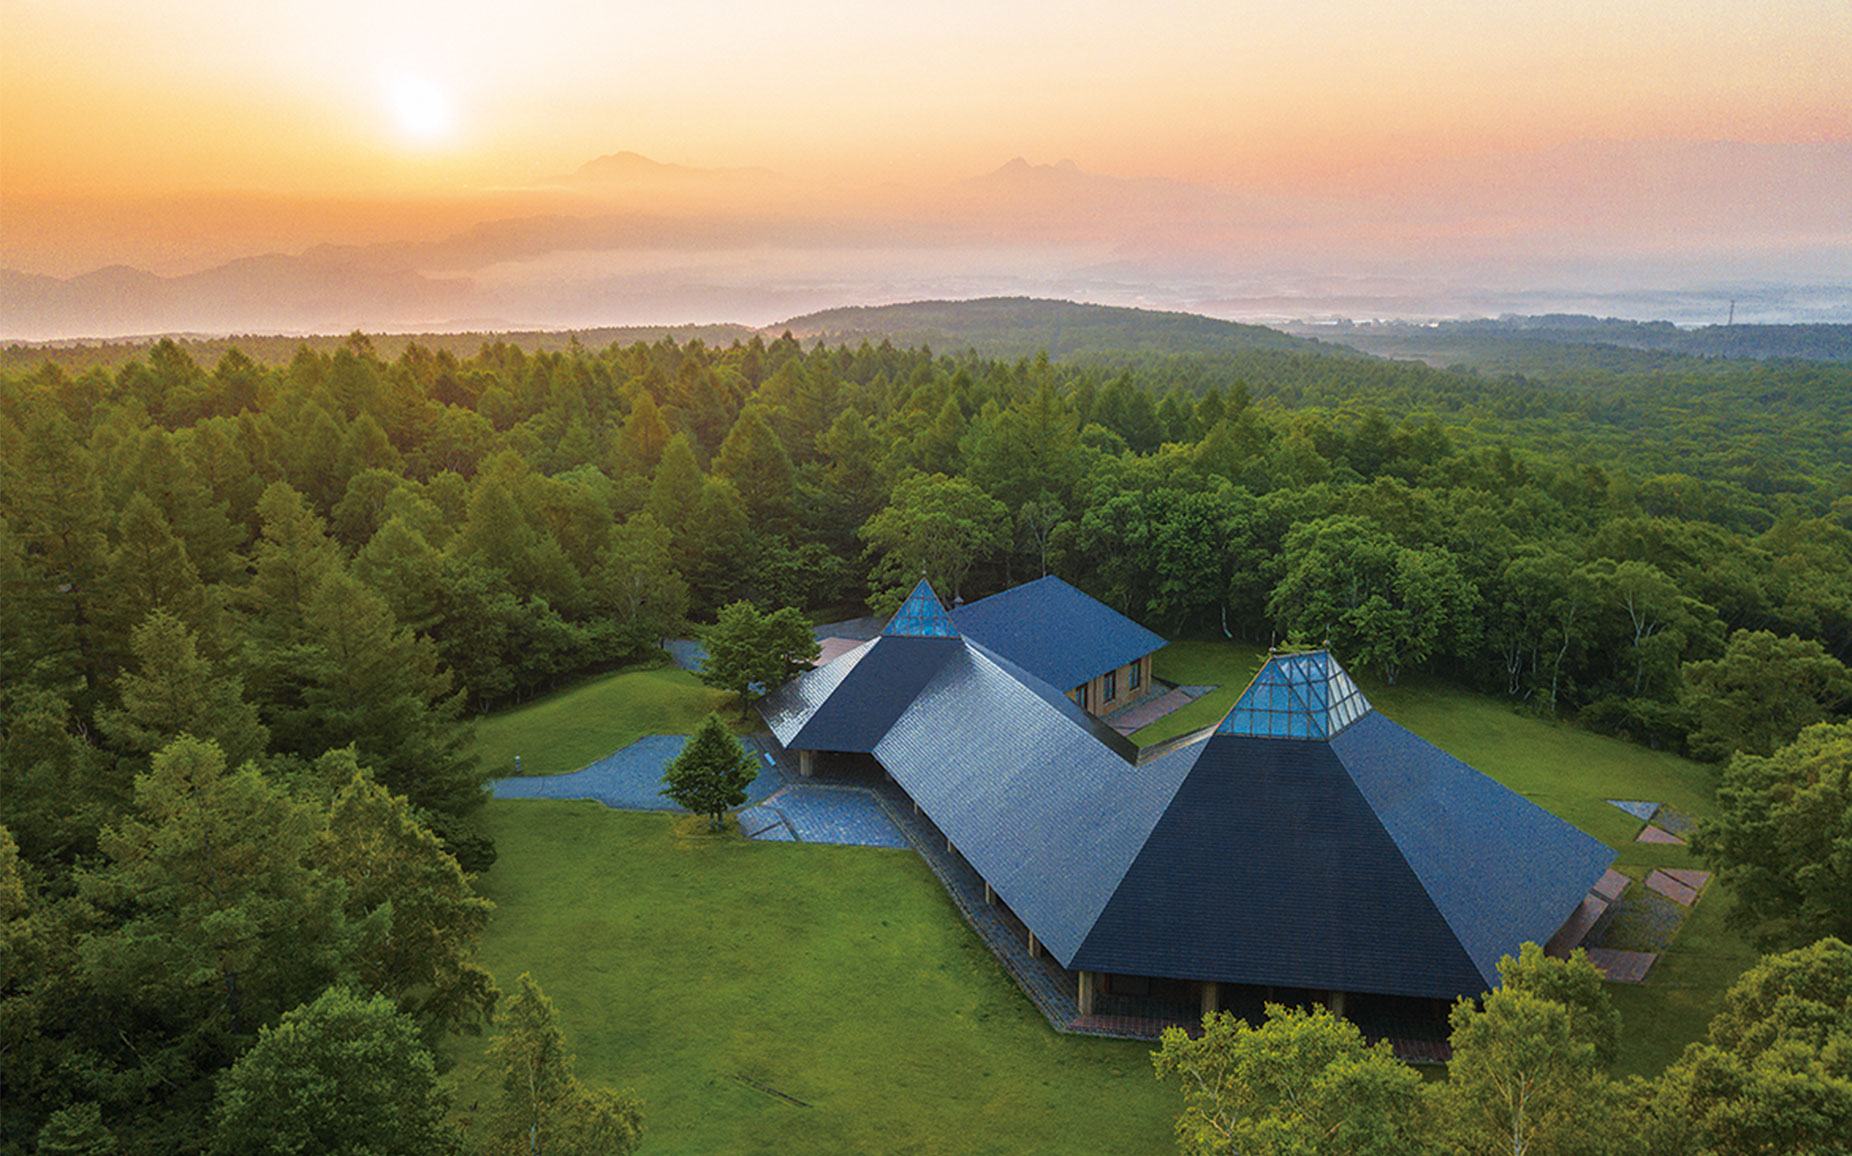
[1071,677,1617,998]
[1329,713,1616,990]
[757,634,961,754]
[886,579,959,637]
[1073,732,1490,996]
[760,620,1614,1002]
[874,644,1203,963]
[950,575,1165,690]
[965,639,1140,764]
[1218,650,1372,739]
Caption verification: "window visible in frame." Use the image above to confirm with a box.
[1130,659,1141,692]
[1076,682,1088,710]
[1103,670,1117,702]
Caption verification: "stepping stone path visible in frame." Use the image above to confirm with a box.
[1645,868,1708,906]
[1593,868,1631,900]
[1584,947,1657,983]
[1606,799,1661,821]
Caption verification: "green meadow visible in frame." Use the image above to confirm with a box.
[447,805,1173,1155]
[470,663,732,779]
[454,640,1756,1151]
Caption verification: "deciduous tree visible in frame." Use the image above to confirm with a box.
[695,602,818,709]
[486,973,643,1156]
[860,472,1008,604]
[1693,721,1852,949]
[1152,1004,1428,1156]
[1652,938,1852,1156]
[1439,984,1618,1156]
[208,986,460,1156]
[1681,630,1852,762]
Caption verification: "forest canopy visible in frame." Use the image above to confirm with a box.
[2,307,1848,1152]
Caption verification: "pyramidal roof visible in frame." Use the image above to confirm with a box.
[1217,650,1372,739]
[885,578,959,637]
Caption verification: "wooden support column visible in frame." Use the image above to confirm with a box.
[1078,971,1096,1015]
[798,750,815,778]
[945,836,953,854]
[983,881,994,904]
[1328,989,1347,1018]
[1027,931,1041,959]
[1201,981,1220,1019]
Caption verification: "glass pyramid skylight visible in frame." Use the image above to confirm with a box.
[884,578,959,637]
[1216,651,1372,739]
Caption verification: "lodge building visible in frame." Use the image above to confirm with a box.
[757,577,1616,1021]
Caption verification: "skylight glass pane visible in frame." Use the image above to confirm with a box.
[1216,651,1374,740]
[885,580,958,637]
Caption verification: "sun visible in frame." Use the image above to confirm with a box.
[385,74,456,147]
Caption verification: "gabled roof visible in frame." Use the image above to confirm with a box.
[1218,650,1372,739]
[950,575,1165,690]
[874,644,1202,963]
[758,633,961,754]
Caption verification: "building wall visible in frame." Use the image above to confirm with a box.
[1067,653,1153,717]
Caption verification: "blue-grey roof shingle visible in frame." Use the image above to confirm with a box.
[950,575,1166,691]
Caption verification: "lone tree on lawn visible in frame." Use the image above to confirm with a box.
[661,713,757,830]
[696,601,819,713]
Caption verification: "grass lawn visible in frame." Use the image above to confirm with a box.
[1135,639,1271,745]
[447,804,1176,1156]
[471,663,733,778]
[1135,640,1757,1078]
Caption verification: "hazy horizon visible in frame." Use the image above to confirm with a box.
[4,1,1848,339]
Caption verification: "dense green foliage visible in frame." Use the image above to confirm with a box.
[3,302,1846,1152]
[693,601,819,710]
[1651,938,1852,1156]
[1695,721,1852,950]
[1153,1005,1427,1156]
[1154,944,1852,1156]
[208,986,461,1156]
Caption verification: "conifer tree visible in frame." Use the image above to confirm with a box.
[659,712,758,830]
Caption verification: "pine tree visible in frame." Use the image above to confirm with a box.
[659,712,758,830]
[98,609,268,770]
[315,755,497,1033]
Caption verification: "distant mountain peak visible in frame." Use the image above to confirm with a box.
[985,157,1085,180]
[574,151,675,177]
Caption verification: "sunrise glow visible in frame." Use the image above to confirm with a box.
[1,0,1846,332]
[385,74,457,147]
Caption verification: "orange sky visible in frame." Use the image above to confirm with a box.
[2,1,1848,332]
[6,0,1846,199]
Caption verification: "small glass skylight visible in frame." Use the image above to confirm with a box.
[1216,651,1372,739]
[885,578,959,637]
